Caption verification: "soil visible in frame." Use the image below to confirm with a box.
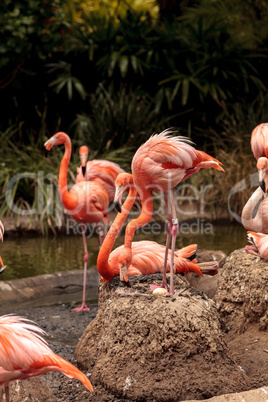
[0,248,267,401]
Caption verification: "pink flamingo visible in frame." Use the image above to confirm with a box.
[0,314,93,401]
[97,173,218,282]
[76,146,125,201]
[44,132,110,311]
[75,145,125,244]
[245,231,268,261]
[115,130,223,293]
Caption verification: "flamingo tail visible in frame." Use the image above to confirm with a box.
[45,355,94,392]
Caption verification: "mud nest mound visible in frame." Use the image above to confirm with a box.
[214,248,268,333]
[75,274,249,401]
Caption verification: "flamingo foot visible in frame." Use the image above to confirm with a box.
[245,245,260,257]
[150,283,168,291]
[120,264,129,282]
[150,278,168,291]
[72,304,90,312]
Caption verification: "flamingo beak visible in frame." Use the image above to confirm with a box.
[114,185,124,213]
[44,137,57,154]
[258,168,266,192]
[80,154,87,177]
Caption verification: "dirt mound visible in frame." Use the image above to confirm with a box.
[75,274,249,401]
[214,248,268,333]
[188,249,227,299]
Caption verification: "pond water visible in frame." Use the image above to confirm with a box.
[0,220,247,281]
[0,220,247,280]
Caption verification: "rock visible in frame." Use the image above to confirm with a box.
[185,385,268,401]
[188,249,227,299]
[0,377,57,401]
[75,274,249,401]
[0,269,98,311]
[214,248,268,333]
[196,249,227,268]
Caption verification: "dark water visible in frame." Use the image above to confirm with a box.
[0,221,247,281]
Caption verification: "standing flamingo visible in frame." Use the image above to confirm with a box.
[0,314,93,401]
[75,145,125,244]
[76,147,125,202]
[97,173,218,282]
[44,132,110,311]
[115,129,223,293]
[245,231,268,261]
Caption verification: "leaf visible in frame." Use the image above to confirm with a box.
[119,55,129,77]
[182,79,189,106]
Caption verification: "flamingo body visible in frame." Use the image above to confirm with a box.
[103,241,203,282]
[76,160,124,202]
[0,315,93,392]
[64,180,109,224]
[245,231,268,261]
[131,130,223,193]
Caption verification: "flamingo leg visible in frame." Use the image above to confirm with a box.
[168,189,178,294]
[0,221,4,242]
[150,191,171,291]
[5,384,9,402]
[72,226,90,312]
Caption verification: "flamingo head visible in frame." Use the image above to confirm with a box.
[79,146,89,177]
[257,157,268,193]
[44,132,70,153]
[114,173,134,213]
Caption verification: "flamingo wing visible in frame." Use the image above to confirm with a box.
[0,315,93,391]
[109,241,202,277]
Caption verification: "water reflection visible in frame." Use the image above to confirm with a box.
[0,221,247,281]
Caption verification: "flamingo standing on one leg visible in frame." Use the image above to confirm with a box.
[115,129,224,294]
[44,132,110,311]
[97,173,218,283]
[245,231,268,261]
[0,314,93,401]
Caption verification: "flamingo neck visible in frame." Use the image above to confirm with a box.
[58,135,72,194]
[97,186,137,280]
[242,187,268,232]
[124,190,153,249]
[57,136,77,211]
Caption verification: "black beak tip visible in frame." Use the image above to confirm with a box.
[44,148,48,158]
[259,180,266,193]
[114,201,122,213]
[82,166,86,177]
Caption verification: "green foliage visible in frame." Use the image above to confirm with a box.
[0,0,67,72]
[71,84,176,155]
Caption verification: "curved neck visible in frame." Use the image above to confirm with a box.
[124,190,153,248]
[57,135,76,210]
[97,186,137,279]
[58,135,72,194]
[242,187,268,232]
